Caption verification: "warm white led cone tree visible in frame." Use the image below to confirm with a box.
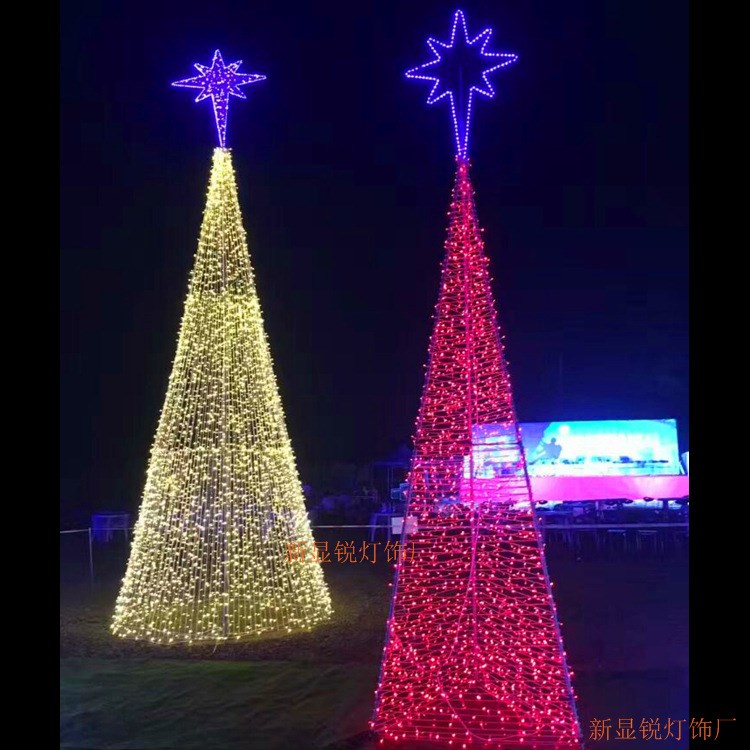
[112,50,331,643]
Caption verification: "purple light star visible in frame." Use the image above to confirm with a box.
[172,49,266,148]
[406,10,518,159]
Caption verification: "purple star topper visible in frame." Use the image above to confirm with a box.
[172,49,266,148]
[406,10,518,159]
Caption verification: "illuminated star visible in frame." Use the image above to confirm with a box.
[406,10,518,159]
[172,49,266,148]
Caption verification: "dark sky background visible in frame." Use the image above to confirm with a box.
[60,0,688,519]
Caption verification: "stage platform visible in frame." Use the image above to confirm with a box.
[530,474,689,503]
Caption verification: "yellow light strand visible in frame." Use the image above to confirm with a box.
[112,148,332,644]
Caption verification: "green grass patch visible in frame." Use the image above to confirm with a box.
[61,658,379,750]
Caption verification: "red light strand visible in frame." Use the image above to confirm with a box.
[371,159,582,747]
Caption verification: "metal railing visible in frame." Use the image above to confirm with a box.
[61,516,689,587]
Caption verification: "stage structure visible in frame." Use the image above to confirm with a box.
[371,11,582,746]
[480,419,689,503]
[112,50,331,643]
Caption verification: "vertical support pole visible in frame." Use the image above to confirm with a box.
[88,527,95,587]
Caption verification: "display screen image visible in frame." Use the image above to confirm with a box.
[464,420,683,478]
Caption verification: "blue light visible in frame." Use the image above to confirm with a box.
[405,10,518,159]
[172,49,266,148]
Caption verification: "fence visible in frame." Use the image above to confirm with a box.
[60,528,95,584]
[60,517,689,589]
[60,523,397,587]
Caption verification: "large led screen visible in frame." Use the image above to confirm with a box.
[465,420,683,478]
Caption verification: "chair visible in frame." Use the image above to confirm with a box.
[681,451,689,474]
[369,510,394,542]
[571,527,602,559]
[673,529,689,554]
[92,512,130,543]
[390,483,409,502]
[635,529,661,555]
[604,528,629,556]
[320,497,338,512]
[546,524,574,555]
[391,516,418,538]
[261,511,279,542]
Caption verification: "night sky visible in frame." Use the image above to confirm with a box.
[60,0,688,519]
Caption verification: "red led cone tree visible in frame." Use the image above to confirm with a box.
[370,158,582,747]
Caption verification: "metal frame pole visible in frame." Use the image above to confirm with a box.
[88,527,94,586]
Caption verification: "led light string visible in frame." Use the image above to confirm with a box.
[432,163,483,740]
[371,159,582,747]
[112,149,332,644]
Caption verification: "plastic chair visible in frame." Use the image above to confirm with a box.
[92,512,130,543]
[635,529,661,555]
[605,528,629,556]
[391,516,418,538]
[369,511,394,542]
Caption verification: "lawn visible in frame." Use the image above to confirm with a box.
[61,659,377,750]
[60,531,688,749]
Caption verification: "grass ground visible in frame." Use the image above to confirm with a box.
[60,531,688,749]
